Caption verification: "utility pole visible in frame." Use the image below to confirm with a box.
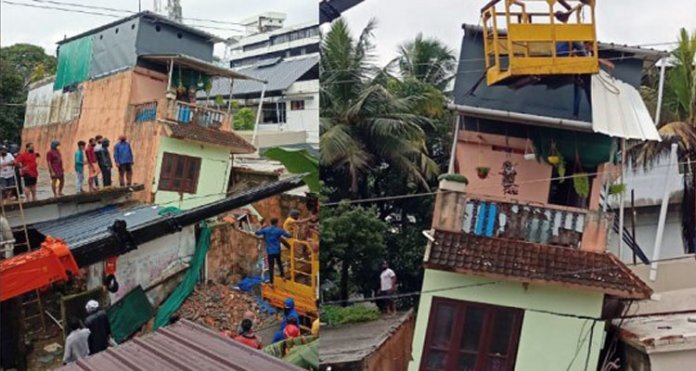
[166,0,182,22]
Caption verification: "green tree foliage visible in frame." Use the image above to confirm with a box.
[320,203,387,304]
[392,33,457,90]
[233,107,256,130]
[0,44,56,142]
[320,19,439,196]
[633,28,696,253]
[320,305,380,326]
[320,18,457,307]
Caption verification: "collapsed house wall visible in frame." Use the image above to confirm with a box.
[207,223,261,285]
[86,226,196,303]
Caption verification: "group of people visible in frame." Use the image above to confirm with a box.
[232,297,303,350]
[0,135,135,201]
[63,300,113,365]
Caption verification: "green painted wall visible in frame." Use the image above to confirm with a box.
[409,269,606,371]
[153,137,232,210]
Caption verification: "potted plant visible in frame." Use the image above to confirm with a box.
[609,183,626,196]
[573,173,590,199]
[475,166,490,179]
[438,173,468,193]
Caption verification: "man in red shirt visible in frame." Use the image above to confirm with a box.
[85,138,99,192]
[15,143,39,202]
[234,319,263,350]
[46,140,64,198]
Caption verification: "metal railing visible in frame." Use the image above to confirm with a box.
[133,101,158,123]
[480,0,598,84]
[172,101,227,129]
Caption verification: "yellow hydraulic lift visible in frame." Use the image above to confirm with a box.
[261,225,319,329]
[481,0,599,86]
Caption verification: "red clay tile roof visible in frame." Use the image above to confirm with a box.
[165,123,256,153]
[426,230,653,299]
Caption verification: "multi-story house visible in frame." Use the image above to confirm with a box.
[202,12,319,149]
[22,11,258,210]
[409,13,665,371]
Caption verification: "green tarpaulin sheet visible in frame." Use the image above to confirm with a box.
[264,335,319,369]
[283,340,319,370]
[54,37,93,90]
[107,285,153,343]
[153,221,210,330]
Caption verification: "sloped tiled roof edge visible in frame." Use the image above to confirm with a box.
[426,229,653,299]
[164,123,256,154]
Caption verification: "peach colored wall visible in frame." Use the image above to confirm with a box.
[129,68,167,105]
[456,136,552,205]
[21,68,165,203]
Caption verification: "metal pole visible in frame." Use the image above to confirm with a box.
[650,142,678,281]
[618,138,626,260]
[167,58,174,92]
[655,59,667,125]
[251,84,267,149]
[448,115,461,174]
[631,189,637,265]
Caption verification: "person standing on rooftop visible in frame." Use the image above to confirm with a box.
[15,143,38,202]
[113,135,134,187]
[96,138,113,188]
[46,140,64,198]
[74,141,86,194]
[0,146,16,200]
[85,138,99,192]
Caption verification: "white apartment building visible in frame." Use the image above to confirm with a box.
[202,12,319,150]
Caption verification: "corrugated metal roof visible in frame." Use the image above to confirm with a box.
[203,55,319,97]
[33,204,163,249]
[320,311,413,365]
[591,70,662,141]
[58,11,222,45]
[58,319,303,370]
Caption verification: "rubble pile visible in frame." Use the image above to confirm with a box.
[177,282,267,333]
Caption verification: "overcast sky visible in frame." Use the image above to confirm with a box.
[0,0,317,55]
[342,0,696,67]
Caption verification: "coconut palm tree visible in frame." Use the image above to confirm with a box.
[320,19,438,197]
[392,33,457,91]
[632,28,696,252]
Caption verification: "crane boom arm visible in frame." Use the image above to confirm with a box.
[0,175,306,301]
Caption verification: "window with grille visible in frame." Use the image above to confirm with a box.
[421,298,523,371]
[158,152,201,194]
[133,101,157,123]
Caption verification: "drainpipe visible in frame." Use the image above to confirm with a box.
[251,84,267,151]
[618,138,626,260]
[167,58,174,92]
[448,114,461,174]
[655,58,668,125]
[445,103,593,132]
[650,142,678,281]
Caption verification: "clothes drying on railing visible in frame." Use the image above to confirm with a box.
[462,200,587,248]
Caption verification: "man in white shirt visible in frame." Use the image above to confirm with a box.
[379,261,397,315]
[63,317,91,364]
[0,146,16,200]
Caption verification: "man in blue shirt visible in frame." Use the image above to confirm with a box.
[255,218,291,284]
[113,135,134,187]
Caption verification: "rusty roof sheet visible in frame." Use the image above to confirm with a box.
[57,319,303,371]
[427,230,653,299]
[164,123,256,153]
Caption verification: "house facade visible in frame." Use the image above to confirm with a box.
[22,11,257,210]
[409,24,659,371]
[203,12,320,148]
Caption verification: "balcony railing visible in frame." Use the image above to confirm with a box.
[170,101,229,129]
[133,101,158,123]
[434,190,611,250]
